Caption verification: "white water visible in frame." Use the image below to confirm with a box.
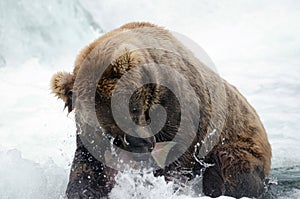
[0,0,299,198]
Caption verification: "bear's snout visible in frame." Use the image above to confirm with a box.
[124,134,156,153]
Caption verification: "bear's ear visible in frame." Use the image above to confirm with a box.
[50,71,74,113]
[111,49,144,75]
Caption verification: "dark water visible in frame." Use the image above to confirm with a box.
[261,166,300,199]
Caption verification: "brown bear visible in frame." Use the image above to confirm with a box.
[51,22,271,198]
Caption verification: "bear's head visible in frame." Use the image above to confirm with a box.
[51,52,186,168]
[50,22,201,169]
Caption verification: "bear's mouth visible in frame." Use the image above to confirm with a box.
[112,134,156,154]
[107,134,176,169]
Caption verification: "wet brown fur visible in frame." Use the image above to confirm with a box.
[51,22,271,198]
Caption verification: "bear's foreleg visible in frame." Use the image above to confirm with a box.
[202,146,266,198]
[66,136,116,198]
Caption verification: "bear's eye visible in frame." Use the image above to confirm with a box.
[113,135,123,147]
[131,107,139,115]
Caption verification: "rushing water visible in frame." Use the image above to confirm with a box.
[0,0,299,198]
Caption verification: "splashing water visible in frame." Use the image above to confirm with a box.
[109,168,231,199]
